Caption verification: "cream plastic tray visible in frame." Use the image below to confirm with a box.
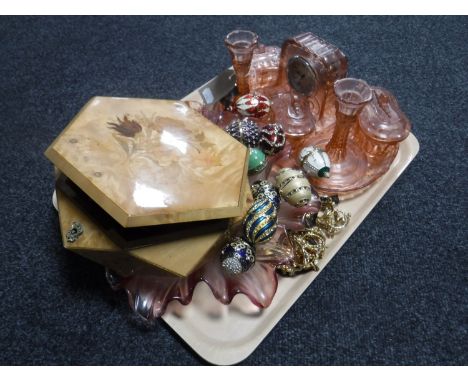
[52,70,419,365]
[162,69,420,365]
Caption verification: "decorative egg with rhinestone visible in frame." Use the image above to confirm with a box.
[248,147,267,174]
[220,237,256,275]
[251,180,280,209]
[235,93,271,119]
[225,118,260,147]
[259,123,286,155]
[243,197,278,244]
[299,145,331,178]
[275,168,313,207]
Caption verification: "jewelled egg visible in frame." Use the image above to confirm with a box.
[235,93,271,119]
[259,123,286,155]
[243,197,278,244]
[220,237,256,275]
[275,168,313,207]
[248,147,267,174]
[225,118,260,147]
[299,146,331,178]
[251,180,280,209]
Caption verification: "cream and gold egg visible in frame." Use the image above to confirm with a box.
[275,168,313,207]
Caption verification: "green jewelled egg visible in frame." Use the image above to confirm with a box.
[248,147,267,174]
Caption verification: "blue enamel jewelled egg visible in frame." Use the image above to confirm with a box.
[220,237,256,275]
[251,180,281,209]
[243,197,278,244]
[225,118,260,147]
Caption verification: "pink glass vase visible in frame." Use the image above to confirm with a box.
[225,30,258,97]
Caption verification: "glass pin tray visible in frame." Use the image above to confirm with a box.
[53,68,419,365]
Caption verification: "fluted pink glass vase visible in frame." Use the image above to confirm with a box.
[309,78,373,195]
[225,30,258,97]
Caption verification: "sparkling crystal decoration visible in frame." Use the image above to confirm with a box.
[259,123,286,155]
[275,168,312,207]
[299,145,331,178]
[66,221,84,243]
[220,237,256,275]
[226,118,260,147]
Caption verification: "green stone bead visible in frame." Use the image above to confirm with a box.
[248,148,267,174]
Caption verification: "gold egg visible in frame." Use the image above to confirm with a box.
[275,168,312,207]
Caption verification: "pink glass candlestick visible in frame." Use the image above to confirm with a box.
[308,78,373,195]
[225,30,258,97]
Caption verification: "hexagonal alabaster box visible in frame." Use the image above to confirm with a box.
[46,97,249,228]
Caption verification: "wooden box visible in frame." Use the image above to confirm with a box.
[46,96,251,276]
